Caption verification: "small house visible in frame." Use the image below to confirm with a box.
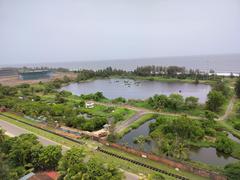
[85,102,94,108]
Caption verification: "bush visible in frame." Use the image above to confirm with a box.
[234,123,240,131]
[224,162,240,180]
[216,136,233,154]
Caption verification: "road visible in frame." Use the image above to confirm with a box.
[115,111,146,133]
[0,119,69,151]
[0,118,139,180]
[218,97,235,121]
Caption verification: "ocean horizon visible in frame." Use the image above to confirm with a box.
[1,54,240,73]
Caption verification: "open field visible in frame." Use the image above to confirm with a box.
[0,72,77,86]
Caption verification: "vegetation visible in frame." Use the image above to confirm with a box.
[235,77,240,98]
[206,90,225,112]
[0,130,122,180]
[58,147,122,180]
[224,162,240,180]
[0,132,62,179]
[0,83,135,132]
[216,136,233,154]
[148,115,236,160]
[73,65,219,82]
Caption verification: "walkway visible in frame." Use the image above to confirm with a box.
[218,97,235,121]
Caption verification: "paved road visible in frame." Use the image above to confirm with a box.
[0,119,69,151]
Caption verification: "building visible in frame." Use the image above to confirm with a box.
[19,70,52,80]
[85,102,94,108]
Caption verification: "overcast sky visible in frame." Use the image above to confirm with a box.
[0,0,240,65]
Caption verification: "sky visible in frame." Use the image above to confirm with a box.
[0,0,240,65]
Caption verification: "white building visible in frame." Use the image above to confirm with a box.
[85,102,94,108]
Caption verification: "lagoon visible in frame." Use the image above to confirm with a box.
[61,79,211,103]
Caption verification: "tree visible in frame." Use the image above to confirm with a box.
[213,79,230,97]
[34,145,62,171]
[7,134,40,167]
[0,153,9,179]
[172,140,189,160]
[204,110,217,121]
[63,75,71,83]
[185,96,199,109]
[148,94,168,109]
[234,123,240,131]
[86,159,123,180]
[206,90,225,112]
[58,147,86,179]
[162,116,204,140]
[0,129,5,145]
[168,94,184,111]
[235,78,240,98]
[224,162,240,180]
[133,135,146,151]
[216,136,233,154]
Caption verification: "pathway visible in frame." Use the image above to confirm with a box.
[218,97,235,121]
[115,111,146,133]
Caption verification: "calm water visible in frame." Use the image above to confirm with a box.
[227,132,240,143]
[9,55,240,74]
[189,147,238,166]
[61,79,211,103]
[118,119,157,152]
[118,119,239,166]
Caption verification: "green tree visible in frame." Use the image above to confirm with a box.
[235,78,240,98]
[216,136,233,154]
[133,135,146,151]
[185,96,199,109]
[168,94,184,111]
[58,147,86,179]
[213,79,230,97]
[204,110,217,121]
[224,162,240,180]
[206,90,225,112]
[162,116,204,140]
[86,159,123,180]
[0,153,9,180]
[7,134,40,167]
[0,129,5,145]
[34,145,62,171]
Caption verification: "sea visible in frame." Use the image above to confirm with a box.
[2,54,240,74]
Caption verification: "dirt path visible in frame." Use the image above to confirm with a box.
[115,111,146,133]
[218,97,235,121]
